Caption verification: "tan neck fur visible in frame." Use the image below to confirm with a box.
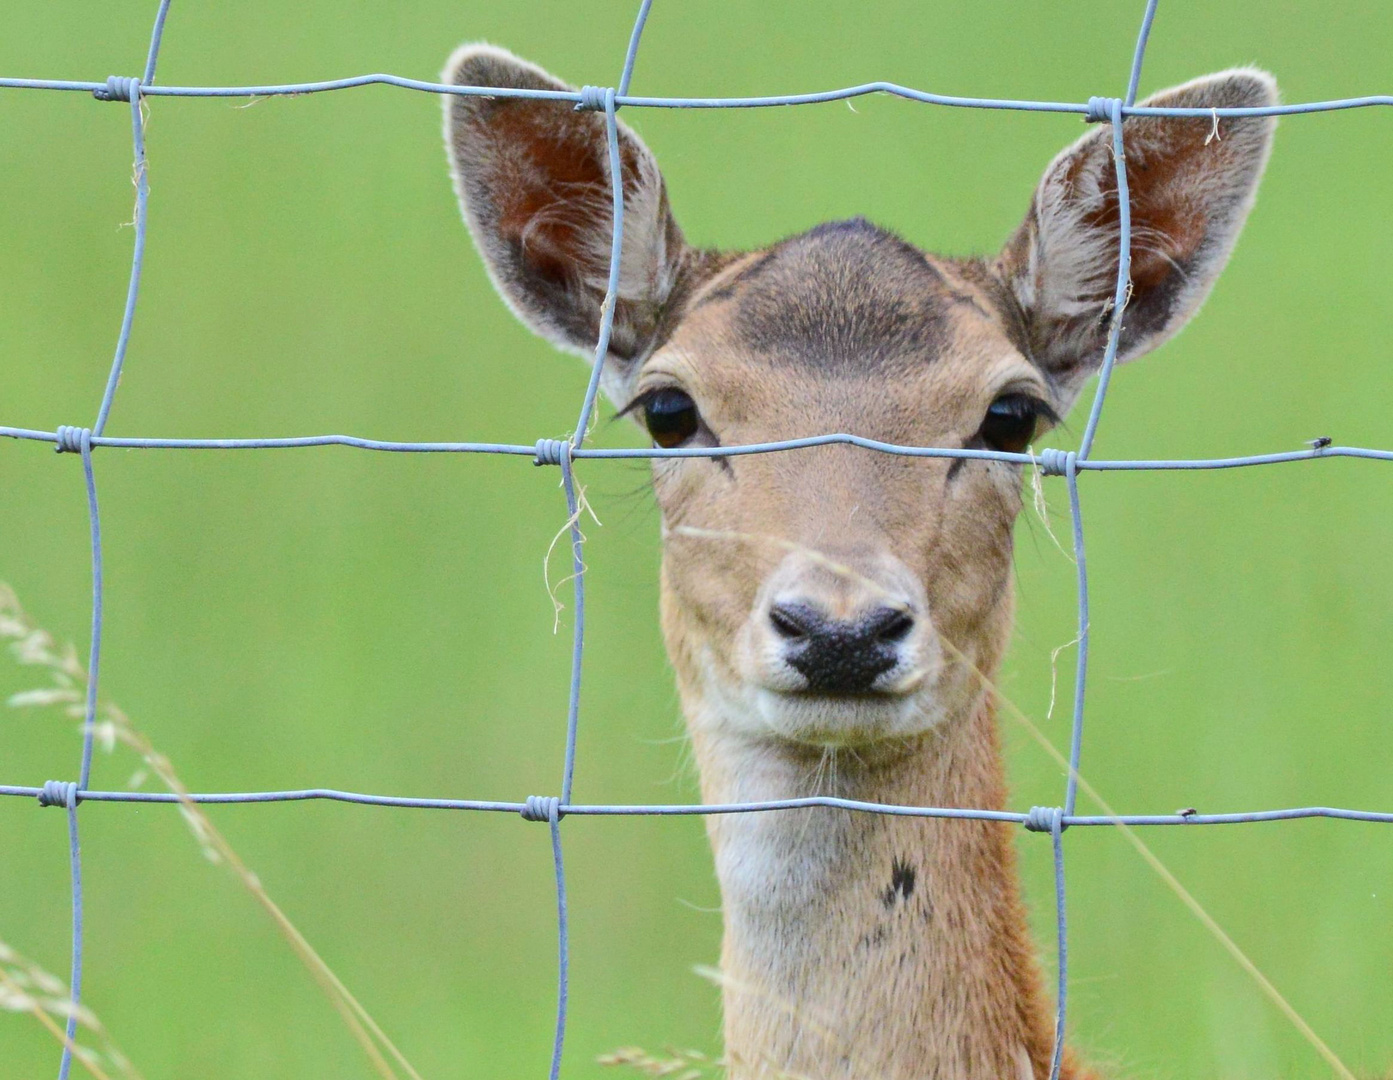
[689,696,1081,1080]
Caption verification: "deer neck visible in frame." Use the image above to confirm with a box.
[687,694,1066,1080]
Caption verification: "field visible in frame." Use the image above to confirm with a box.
[2,2,1391,1077]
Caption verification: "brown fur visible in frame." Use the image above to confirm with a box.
[443,45,1277,1080]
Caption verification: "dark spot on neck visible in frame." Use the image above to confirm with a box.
[881,856,917,908]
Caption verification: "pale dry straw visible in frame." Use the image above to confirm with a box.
[0,939,139,1080]
[935,631,1359,1080]
[1,583,424,1080]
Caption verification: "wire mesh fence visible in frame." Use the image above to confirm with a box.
[3,0,1392,1077]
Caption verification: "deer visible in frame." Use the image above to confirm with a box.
[442,44,1276,1080]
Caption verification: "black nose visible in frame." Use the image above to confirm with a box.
[768,601,914,694]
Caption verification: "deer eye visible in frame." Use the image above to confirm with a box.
[978,394,1046,454]
[643,388,700,449]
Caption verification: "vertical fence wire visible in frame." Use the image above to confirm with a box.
[550,449,581,1080]
[547,801,570,1080]
[1076,100,1134,462]
[46,5,172,1075]
[1052,6,1151,1062]
[1046,808,1069,1080]
[618,0,655,97]
[1062,454,1089,822]
[538,8,655,1071]
[58,789,83,1080]
[76,438,102,794]
[92,90,149,438]
[571,88,626,449]
[1125,0,1160,107]
[5,0,1391,1077]
[141,0,174,86]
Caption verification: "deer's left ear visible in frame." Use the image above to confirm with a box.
[998,69,1277,402]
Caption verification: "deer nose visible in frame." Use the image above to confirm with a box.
[768,601,915,694]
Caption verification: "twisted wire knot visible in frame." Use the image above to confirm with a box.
[38,780,80,809]
[54,426,93,455]
[534,438,572,467]
[520,795,563,823]
[93,76,141,102]
[1037,448,1076,477]
[574,85,612,112]
[1024,806,1067,834]
[1084,96,1123,124]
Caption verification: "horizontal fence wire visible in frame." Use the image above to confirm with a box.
[5,74,1393,115]
[6,427,1393,468]
[2,1,1391,1078]
[4,784,1393,826]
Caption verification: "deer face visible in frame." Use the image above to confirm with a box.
[443,45,1275,752]
[638,226,1045,749]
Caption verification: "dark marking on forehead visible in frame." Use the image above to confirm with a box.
[955,257,1045,380]
[693,248,781,308]
[729,218,956,373]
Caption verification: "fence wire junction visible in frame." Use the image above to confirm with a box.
[3,1,1393,1078]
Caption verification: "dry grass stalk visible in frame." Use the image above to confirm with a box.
[934,631,1359,1080]
[0,940,139,1080]
[1026,445,1074,565]
[599,1043,814,1080]
[543,471,601,632]
[600,964,826,1080]
[1,583,423,1080]
[599,1045,723,1079]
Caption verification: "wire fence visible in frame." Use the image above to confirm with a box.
[2,1,1392,1077]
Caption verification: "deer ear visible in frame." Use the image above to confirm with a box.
[999,68,1277,403]
[442,44,687,402]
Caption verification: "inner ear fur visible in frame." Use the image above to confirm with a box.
[998,68,1277,399]
[442,44,689,399]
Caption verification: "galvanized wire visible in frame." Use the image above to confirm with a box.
[3,2,1391,1077]
[6,783,1392,825]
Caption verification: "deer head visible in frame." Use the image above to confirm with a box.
[443,44,1274,761]
[443,44,1276,1079]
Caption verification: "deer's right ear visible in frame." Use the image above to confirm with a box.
[442,44,688,401]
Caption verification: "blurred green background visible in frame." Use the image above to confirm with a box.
[2,2,1391,1077]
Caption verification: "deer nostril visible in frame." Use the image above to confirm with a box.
[769,602,814,640]
[874,609,915,644]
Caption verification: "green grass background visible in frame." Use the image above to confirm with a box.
[2,2,1391,1077]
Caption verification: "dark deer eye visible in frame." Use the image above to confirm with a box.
[643,388,700,449]
[978,394,1045,454]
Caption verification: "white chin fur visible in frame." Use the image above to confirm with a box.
[697,651,949,749]
[746,687,945,748]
